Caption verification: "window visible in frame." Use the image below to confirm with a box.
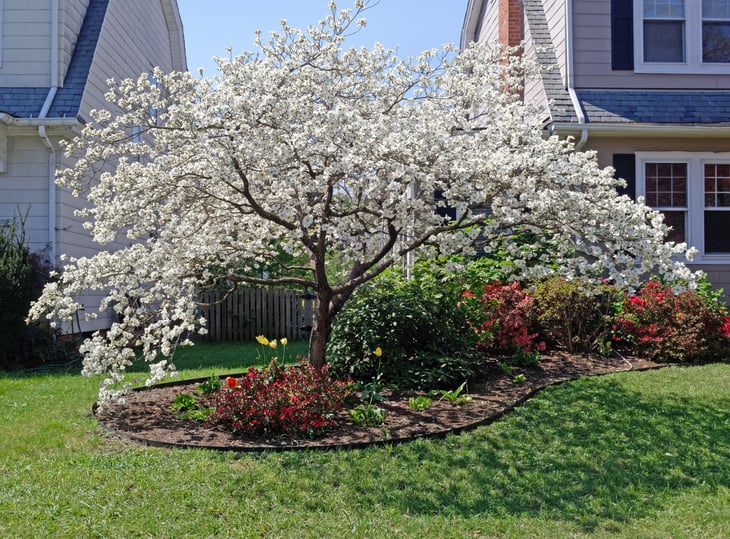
[637,153,730,260]
[635,0,730,73]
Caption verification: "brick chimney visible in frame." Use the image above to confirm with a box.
[498,0,523,48]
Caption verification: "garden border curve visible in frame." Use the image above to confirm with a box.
[93,358,668,453]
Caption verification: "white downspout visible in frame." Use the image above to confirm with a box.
[565,0,588,150]
[38,0,60,268]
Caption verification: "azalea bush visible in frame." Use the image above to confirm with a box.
[532,277,623,354]
[459,281,545,364]
[28,1,699,403]
[612,279,730,363]
[203,359,352,438]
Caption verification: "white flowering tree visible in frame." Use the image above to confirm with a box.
[30,1,696,401]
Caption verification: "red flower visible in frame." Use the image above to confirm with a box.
[225,376,238,389]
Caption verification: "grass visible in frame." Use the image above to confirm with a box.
[1,343,729,538]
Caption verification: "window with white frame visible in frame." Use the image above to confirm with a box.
[635,0,730,73]
[637,153,730,260]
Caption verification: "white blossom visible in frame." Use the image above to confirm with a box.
[29,1,698,404]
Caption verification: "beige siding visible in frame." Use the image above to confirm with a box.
[523,14,549,115]
[543,0,567,84]
[572,0,730,89]
[586,136,730,169]
[469,0,499,46]
[0,0,52,86]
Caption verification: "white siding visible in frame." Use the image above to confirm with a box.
[79,0,181,120]
[0,134,50,253]
[0,0,51,86]
[58,0,89,86]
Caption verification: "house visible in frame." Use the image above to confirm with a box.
[461,0,730,294]
[0,0,186,332]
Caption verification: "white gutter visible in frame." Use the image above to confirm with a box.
[565,0,588,150]
[550,122,730,137]
[38,0,60,268]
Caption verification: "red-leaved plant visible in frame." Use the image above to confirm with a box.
[612,279,730,362]
[204,359,352,438]
[459,281,545,363]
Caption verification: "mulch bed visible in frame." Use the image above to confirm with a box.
[93,353,664,452]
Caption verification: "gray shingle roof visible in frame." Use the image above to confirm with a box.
[576,90,730,125]
[0,0,109,119]
[523,0,579,124]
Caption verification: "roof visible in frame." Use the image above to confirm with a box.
[576,90,730,125]
[523,0,578,125]
[0,0,109,119]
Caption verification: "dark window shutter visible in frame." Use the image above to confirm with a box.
[434,189,457,222]
[613,154,636,199]
[611,0,634,70]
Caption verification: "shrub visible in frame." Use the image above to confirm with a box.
[327,267,481,389]
[203,359,351,438]
[0,216,70,370]
[532,277,623,354]
[612,279,730,363]
[459,281,545,364]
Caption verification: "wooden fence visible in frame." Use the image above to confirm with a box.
[199,287,316,341]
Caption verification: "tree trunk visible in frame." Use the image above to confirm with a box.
[308,294,332,371]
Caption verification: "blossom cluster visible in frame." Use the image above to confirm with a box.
[27,1,700,401]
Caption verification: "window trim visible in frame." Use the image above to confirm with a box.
[634,1,730,74]
[636,152,730,262]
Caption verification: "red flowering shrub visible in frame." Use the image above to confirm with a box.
[459,281,545,363]
[204,359,352,438]
[613,280,730,362]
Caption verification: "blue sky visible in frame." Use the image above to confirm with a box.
[176,0,466,76]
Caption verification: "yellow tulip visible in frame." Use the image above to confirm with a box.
[373,346,383,357]
[268,339,278,349]
[280,338,288,346]
[255,335,269,346]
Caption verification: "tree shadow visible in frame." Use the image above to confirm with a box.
[341,373,730,530]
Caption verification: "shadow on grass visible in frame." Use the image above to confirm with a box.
[2,339,310,378]
[390,375,728,528]
[278,370,730,531]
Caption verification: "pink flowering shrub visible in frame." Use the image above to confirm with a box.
[459,281,545,364]
[612,279,730,363]
[204,359,352,438]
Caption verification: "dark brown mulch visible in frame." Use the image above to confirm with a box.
[93,353,664,452]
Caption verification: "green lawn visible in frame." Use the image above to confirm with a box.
[1,342,729,538]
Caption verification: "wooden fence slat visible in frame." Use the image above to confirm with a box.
[200,287,316,342]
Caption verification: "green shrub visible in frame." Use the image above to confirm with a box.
[532,277,623,354]
[0,216,77,371]
[327,267,481,389]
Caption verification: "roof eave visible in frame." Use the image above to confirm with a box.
[548,122,730,138]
